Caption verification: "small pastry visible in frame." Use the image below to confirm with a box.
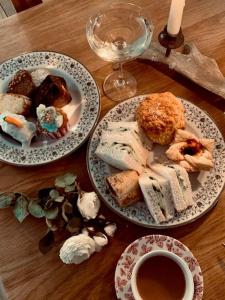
[7,70,35,97]
[0,93,31,116]
[136,92,185,145]
[33,75,72,108]
[36,104,68,139]
[0,113,36,147]
[166,129,214,172]
[106,170,142,207]
[30,68,51,87]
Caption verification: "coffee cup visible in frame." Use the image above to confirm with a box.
[131,249,194,300]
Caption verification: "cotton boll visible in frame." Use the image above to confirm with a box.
[77,192,100,220]
[93,233,108,252]
[104,223,117,237]
[59,234,95,264]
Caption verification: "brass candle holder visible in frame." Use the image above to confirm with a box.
[158,26,184,57]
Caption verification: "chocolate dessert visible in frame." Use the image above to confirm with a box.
[32,75,72,108]
[7,70,35,97]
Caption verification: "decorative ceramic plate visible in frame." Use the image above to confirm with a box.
[115,235,203,300]
[0,51,100,166]
[87,95,225,228]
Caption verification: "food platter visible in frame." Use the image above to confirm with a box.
[87,95,225,228]
[115,235,203,300]
[0,51,100,166]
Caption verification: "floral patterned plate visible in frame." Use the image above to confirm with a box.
[87,95,225,228]
[115,235,203,300]
[0,51,100,166]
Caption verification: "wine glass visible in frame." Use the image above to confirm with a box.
[86,3,153,102]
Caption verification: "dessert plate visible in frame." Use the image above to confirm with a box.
[115,235,203,300]
[0,51,100,166]
[87,95,225,228]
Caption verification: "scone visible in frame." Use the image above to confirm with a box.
[7,70,35,97]
[36,104,68,139]
[136,92,185,145]
[0,93,31,116]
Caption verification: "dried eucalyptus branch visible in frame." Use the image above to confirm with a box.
[0,173,116,255]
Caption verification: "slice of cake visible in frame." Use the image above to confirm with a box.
[7,70,35,97]
[0,93,31,116]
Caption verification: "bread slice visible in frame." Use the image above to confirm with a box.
[0,93,31,116]
[106,170,142,207]
[150,164,188,212]
[139,168,175,223]
[167,164,194,207]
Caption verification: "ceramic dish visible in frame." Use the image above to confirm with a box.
[0,51,100,166]
[115,234,203,300]
[87,95,225,228]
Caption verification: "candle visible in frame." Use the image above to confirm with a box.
[167,0,185,36]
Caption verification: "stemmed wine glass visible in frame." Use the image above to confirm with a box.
[86,3,153,102]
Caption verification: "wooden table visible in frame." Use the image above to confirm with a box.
[0,0,225,299]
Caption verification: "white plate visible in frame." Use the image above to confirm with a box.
[0,51,100,166]
[115,235,203,300]
[87,95,225,228]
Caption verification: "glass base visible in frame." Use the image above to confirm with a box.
[103,70,137,102]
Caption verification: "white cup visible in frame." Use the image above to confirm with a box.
[131,250,194,300]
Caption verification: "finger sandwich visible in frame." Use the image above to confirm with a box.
[139,168,175,223]
[96,129,149,174]
[150,163,193,212]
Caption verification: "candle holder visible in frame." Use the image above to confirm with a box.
[158,25,184,57]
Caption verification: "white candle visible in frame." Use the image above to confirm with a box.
[167,0,185,36]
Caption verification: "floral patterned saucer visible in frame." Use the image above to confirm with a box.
[0,51,100,166]
[87,95,225,228]
[115,235,203,300]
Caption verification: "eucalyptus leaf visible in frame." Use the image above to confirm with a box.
[54,196,64,203]
[0,193,15,208]
[64,184,75,193]
[45,206,59,220]
[39,230,54,254]
[46,218,58,231]
[66,217,82,233]
[63,173,76,186]
[55,175,66,188]
[38,188,52,200]
[49,189,59,200]
[28,200,45,218]
[13,195,29,223]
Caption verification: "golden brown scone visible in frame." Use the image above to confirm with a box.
[136,92,185,145]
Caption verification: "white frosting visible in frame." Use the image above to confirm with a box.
[36,104,63,131]
[77,192,100,220]
[59,234,95,264]
[0,113,36,147]
[31,68,51,87]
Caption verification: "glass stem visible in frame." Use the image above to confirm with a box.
[117,62,125,87]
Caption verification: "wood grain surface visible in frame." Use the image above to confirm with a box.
[0,0,225,299]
